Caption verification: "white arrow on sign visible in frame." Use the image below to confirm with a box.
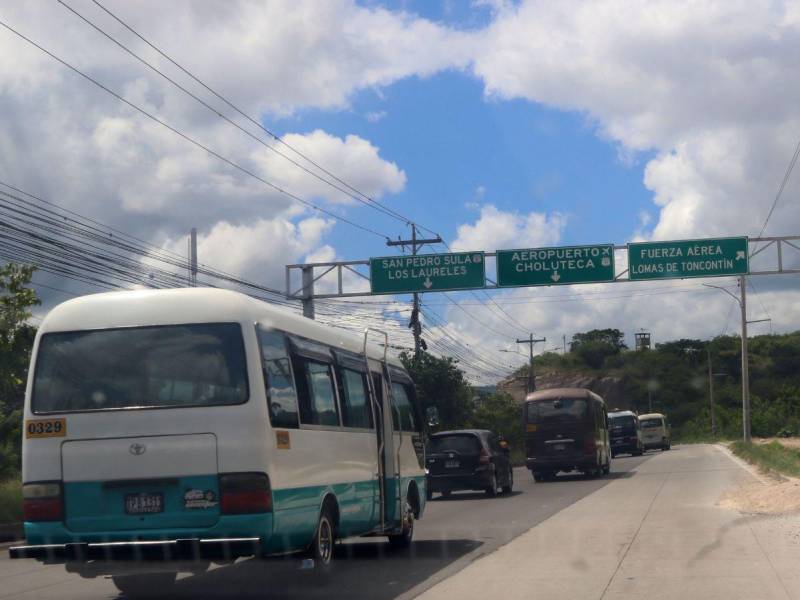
[551,271,561,282]
[423,277,433,289]
[736,251,745,261]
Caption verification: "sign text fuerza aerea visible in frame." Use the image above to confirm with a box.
[632,243,733,275]
[382,253,478,280]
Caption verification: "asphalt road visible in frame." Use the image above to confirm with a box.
[0,454,653,600]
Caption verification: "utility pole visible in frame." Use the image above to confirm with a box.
[739,275,750,442]
[516,334,546,395]
[386,225,442,358]
[189,227,197,286]
[703,276,770,443]
[563,334,567,356]
[708,349,717,436]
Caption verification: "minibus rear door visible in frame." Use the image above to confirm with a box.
[61,433,220,532]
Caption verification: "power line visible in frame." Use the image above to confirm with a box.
[68,0,531,343]
[58,0,416,228]
[752,133,800,250]
[84,0,439,238]
[0,18,390,241]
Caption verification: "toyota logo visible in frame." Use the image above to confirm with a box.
[129,443,146,456]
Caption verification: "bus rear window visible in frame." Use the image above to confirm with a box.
[526,398,588,423]
[32,323,249,413]
[640,418,662,429]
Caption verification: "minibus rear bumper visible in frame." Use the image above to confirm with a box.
[9,537,262,562]
[526,454,596,473]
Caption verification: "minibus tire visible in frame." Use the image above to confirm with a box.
[388,501,415,549]
[310,506,336,573]
[111,572,176,597]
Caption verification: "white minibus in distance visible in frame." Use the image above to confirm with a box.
[10,288,427,594]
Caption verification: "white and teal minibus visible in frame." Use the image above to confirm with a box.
[10,288,427,594]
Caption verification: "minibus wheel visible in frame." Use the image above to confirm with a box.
[111,572,176,597]
[388,500,415,549]
[310,506,336,572]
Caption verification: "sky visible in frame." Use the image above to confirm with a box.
[2,0,800,382]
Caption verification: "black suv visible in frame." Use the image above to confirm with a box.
[426,430,513,498]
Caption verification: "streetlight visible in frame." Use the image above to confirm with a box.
[703,278,771,443]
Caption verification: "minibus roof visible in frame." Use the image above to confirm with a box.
[638,413,665,420]
[37,287,402,367]
[524,387,601,403]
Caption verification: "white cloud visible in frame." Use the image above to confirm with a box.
[0,0,450,302]
[251,130,406,204]
[452,204,566,251]
[472,1,800,243]
[366,110,387,123]
[162,216,334,288]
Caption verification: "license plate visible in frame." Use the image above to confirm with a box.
[125,493,163,514]
[445,460,460,468]
[552,443,566,451]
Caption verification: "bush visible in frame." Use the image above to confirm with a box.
[0,478,22,523]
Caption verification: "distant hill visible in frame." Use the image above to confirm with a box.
[498,331,800,440]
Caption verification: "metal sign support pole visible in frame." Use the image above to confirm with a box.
[739,275,751,443]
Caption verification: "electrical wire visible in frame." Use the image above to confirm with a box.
[0,19,390,242]
[85,0,440,237]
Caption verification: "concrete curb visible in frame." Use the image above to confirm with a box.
[714,443,771,484]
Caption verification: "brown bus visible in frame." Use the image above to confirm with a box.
[524,387,611,481]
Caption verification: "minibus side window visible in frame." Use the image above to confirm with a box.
[258,328,299,429]
[339,368,373,429]
[390,382,417,432]
[294,357,341,427]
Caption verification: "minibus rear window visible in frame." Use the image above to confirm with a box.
[32,323,249,413]
[640,418,662,429]
[526,398,588,423]
[610,415,637,430]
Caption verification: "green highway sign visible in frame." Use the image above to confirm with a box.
[496,244,615,287]
[369,251,486,294]
[628,237,749,281]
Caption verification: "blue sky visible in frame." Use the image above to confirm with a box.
[275,69,656,261]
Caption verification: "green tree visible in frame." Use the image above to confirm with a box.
[469,392,524,462]
[400,350,473,430]
[0,263,39,478]
[570,328,627,369]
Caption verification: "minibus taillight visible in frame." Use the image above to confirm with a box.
[219,473,272,515]
[584,438,597,453]
[22,482,62,522]
[479,448,490,465]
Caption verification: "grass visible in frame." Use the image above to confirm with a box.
[730,440,800,478]
[0,478,22,523]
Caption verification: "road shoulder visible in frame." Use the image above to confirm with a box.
[416,444,800,600]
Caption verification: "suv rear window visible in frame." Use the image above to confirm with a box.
[428,434,481,455]
[32,323,249,413]
[526,398,588,423]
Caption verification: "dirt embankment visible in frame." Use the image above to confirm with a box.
[718,440,800,515]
